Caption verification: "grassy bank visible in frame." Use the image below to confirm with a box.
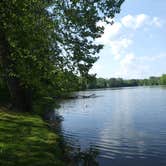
[0,106,65,166]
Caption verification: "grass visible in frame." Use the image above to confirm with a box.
[0,106,65,166]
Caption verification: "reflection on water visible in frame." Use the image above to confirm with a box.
[69,146,99,166]
[55,87,166,166]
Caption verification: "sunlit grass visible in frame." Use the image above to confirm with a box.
[0,106,65,166]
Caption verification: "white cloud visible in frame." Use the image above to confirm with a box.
[151,17,162,27]
[93,14,165,78]
[114,53,149,78]
[139,53,166,61]
[121,14,149,29]
[96,22,122,44]
[96,14,163,61]
[114,53,166,79]
[97,37,132,60]
[109,38,132,59]
[96,22,132,60]
[121,14,163,29]
[120,53,135,66]
[89,63,103,75]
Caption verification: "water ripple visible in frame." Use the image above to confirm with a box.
[56,87,166,166]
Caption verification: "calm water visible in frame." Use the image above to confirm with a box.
[56,86,166,166]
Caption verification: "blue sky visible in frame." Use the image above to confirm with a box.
[90,0,166,79]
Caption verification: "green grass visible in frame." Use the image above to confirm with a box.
[0,106,65,166]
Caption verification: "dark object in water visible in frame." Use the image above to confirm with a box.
[67,94,97,99]
[79,94,96,98]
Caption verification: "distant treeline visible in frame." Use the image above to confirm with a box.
[86,74,166,89]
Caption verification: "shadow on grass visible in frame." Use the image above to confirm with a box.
[0,107,65,166]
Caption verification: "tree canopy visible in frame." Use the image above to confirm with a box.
[160,74,166,85]
[0,0,124,111]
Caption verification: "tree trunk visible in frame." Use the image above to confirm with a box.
[7,78,32,112]
[0,31,32,112]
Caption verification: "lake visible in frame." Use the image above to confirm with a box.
[55,86,166,166]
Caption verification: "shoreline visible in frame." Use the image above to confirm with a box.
[0,106,67,166]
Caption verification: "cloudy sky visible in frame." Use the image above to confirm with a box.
[90,0,166,79]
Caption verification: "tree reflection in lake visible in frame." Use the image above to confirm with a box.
[55,87,166,166]
[45,110,100,166]
[69,146,99,166]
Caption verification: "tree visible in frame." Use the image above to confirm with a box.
[160,74,166,85]
[148,76,160,85]
[0,0,124,112]
[0,0,57,111]
[96,78,107,88]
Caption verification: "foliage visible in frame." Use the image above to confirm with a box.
[87,75,163,89]
[160,74,166,85]
[71,147,99,166]
[0,0,124,111]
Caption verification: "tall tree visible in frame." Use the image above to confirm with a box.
[0,0,124,112]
